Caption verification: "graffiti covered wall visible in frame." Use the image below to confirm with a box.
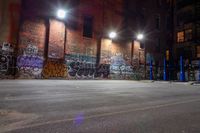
[0,42,16,79]
[100,39,145,80]
[17,44,44,79]
[65,29,100,79]
[17,19,46,79]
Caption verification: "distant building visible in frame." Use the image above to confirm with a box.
[174,0,200,61]
[125,0,172,79]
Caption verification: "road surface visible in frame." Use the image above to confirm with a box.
[0,80,200,133]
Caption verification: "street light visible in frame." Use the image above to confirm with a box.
[57,9,67,19]
[137,33,144,40]
[109,31,117,39]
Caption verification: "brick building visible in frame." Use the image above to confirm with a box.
[13,0,145,79]
[125,0,172,79]
[173,0,200,80]
[1,0,175,80]
[174,0,200,60]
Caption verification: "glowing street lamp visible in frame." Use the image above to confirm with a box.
[109,31,117,39]
[137,33,144,40]
[57,9,67,19]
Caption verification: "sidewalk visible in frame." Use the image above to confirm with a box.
[140,80,200,86]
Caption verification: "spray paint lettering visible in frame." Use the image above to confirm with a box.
[17,44,44,79]
[65,54,109,79]
[0,42,16,78]
[17,56,43,68]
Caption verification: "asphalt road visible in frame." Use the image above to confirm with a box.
[0,80,200,133]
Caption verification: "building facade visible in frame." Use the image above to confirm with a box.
[125,0,173,80]
[0,0,21,78]
[3,0,144,80]
[0,0,178,80]
[173,0,200,80]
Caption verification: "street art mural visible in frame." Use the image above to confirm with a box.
[0,42,16,78]
[42,60,67,79]
[17,19,46,78]
[100,40,145,80]
[65,54,110,79]
[110,53,133,79]
[17,44,44,79]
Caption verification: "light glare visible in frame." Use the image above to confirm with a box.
[57,9,67,19]
[137,34,144,40]
[109,32,117,39]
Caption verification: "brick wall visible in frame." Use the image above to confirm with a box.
[48,19,65,59]
[17,19,46,79]
[0,0,21,44]
[15,0,145,80]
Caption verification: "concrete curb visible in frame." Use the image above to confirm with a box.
[141,80,200,86]
[140,80,155,83]
[191,81,200,86]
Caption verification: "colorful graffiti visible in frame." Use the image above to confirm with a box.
[42,60,67,79]
[109,53,144,80]
[65,54,109,79]
[110,53,133,79]
[67,62,110,79]
[0,42,16,78]
[17,44,44,79]
[23,44,38,55]
[17,56,43,68]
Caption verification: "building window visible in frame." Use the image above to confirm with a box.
[155,15,160,30]
[177,31,184,43]
[197,46,200,58]
[83,16,93,38]
[185,29,193,41]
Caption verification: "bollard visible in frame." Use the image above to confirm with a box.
[150,60,153,80]
[180,56,185,82]
[163,58,167,81]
